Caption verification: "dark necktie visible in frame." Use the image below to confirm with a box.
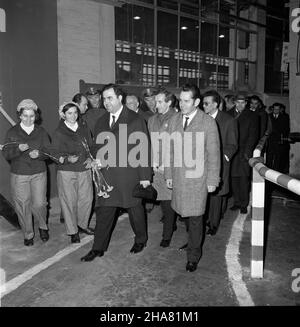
[110,115,116,129]
[183,116,189,131]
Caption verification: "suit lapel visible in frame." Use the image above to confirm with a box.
[185,109,199,131]
[177,109,199,132]
[110,106,128,131]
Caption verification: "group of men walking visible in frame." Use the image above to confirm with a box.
[77,81,267,273]
[3,79,280,273]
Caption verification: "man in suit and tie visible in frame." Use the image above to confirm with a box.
[81,84,152,262]
[228,92,259,214]
[202,90,238,235]
[164,84,220,272]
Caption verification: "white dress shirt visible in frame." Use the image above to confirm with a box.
[182,109,198,128]
[110,105,123,127]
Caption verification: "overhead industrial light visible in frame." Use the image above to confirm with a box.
[219,34,225,38]
[133,16,141,20]
[181,26,188,30]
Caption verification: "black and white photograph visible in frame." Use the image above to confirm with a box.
[0,0,299,315]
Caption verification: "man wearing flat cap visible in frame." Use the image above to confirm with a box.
[84,87,106,136]
[228,92,259,214]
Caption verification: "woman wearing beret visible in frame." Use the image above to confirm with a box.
[2,99,51,246]
[51,102,94,243]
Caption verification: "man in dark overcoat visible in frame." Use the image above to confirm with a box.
[266,102,290,173]
[228,93,259,214]
[81,84,152,262]
[202,90,238,235]
[248,95,269,139]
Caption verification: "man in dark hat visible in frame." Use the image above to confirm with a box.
[228,92,259,214]
[84,87,106,136]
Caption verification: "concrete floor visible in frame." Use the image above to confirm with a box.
[0,193,299,307]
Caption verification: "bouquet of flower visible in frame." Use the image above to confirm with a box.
[81,138,113,198]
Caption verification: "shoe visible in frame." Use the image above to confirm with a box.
[230,205,240,211]
[71,233,80,243]
[186,261,198,272]
[240,207,247,214]
[206,228,217,236]
[78,226,94,235]
[179,243,188,251]
[24,238,34,246]
[160,239,171,248]
[130,242,146,254]
[39,228,49,242]
[80,249,104,262]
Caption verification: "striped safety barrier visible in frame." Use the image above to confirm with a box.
[249,155,300,278]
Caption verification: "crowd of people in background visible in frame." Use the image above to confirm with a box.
[1,83,290,272]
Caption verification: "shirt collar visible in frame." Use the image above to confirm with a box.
[209,110,218,119]
[20,122,34,135]
[64,120,78,132]
[110,105,123,121]
[183,108,197,120]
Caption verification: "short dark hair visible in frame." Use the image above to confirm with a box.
[249,95,263,108]
[202,90,221,107]
[62,102,80,116]
[225,94,235,101]
[272,102,282,108]
[102,83,125,103]
[156,87,174,103]
[141,87,158,98]
[250,95,262,102]
[180,83,201,100]
[170,93,179,109]
[72,93,87,105]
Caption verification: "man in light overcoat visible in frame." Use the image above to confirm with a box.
[164,84,220,272]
